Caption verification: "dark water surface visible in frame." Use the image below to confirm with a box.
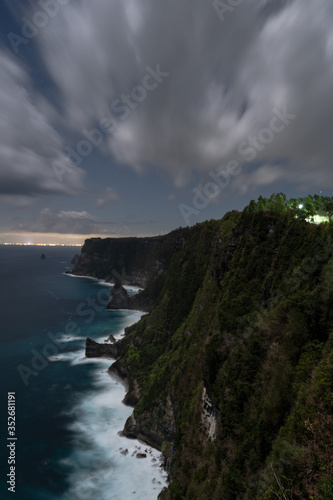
[0,245,166,500]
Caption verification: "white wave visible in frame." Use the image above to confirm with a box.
[63,273,99,280]
[48,311,142,364]
[58,335,84,343]
[59,311,167,499]
[99,281,143,293]
[63,367,167,500]
[48,350,113,366]
[63,273,144,293]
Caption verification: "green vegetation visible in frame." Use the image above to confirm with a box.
[245,193,333,223]
[108,194,333,499]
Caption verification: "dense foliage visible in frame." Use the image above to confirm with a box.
[111,195,333,499]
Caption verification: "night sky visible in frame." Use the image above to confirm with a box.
[0,0,332,244]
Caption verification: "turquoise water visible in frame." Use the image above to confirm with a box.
[0,246,166,499]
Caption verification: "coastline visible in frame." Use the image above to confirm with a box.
[64,272,167,496]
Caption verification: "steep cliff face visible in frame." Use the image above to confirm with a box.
[72,230,188,288]
[111,208,333,500]
[80,201,333,499]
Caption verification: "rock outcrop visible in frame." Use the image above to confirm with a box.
[122,393,177,450]
[105,282,156,312]
[108,358,140,406]
[106,283,131,310]
[85,337,118,358]
[123,413,165,449]
[85,337,140,406]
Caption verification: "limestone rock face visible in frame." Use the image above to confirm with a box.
[85,337,118,358]
[201,387,218,441]
[106,283,131,310]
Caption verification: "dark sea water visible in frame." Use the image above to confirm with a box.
[0,245,166,500]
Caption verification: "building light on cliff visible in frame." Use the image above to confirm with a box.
[306,214,330,225]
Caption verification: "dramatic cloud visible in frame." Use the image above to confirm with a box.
[13,208,105,235]
[1,0,333,244]
[0,48,85,199]
[26,0,333,189]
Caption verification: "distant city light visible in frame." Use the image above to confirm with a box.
[1,243,82,247]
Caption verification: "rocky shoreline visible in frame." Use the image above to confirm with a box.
[85,318,167,452]
[82,278,177,459]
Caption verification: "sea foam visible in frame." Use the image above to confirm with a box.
[59,363,167,499]
[51,308,167,499]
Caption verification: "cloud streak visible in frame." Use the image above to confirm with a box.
[2,0,333,244]
[12,208,110,235]
[0,48,85,199]
[19,0,331,191]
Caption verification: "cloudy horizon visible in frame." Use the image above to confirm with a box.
[0,0,332,244]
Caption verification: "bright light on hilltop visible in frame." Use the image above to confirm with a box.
[307,214,330,225]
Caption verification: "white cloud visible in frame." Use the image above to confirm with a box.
[0,48,85,198]
[8,0,333,192]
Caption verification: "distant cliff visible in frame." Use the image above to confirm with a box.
[72,230,188,288]
[81,196,333,499]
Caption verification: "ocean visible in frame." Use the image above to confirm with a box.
[0,245,167,500]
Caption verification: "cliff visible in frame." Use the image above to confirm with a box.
[104,282,155,312]
[82,196,333,499]
[72,230,188,288]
